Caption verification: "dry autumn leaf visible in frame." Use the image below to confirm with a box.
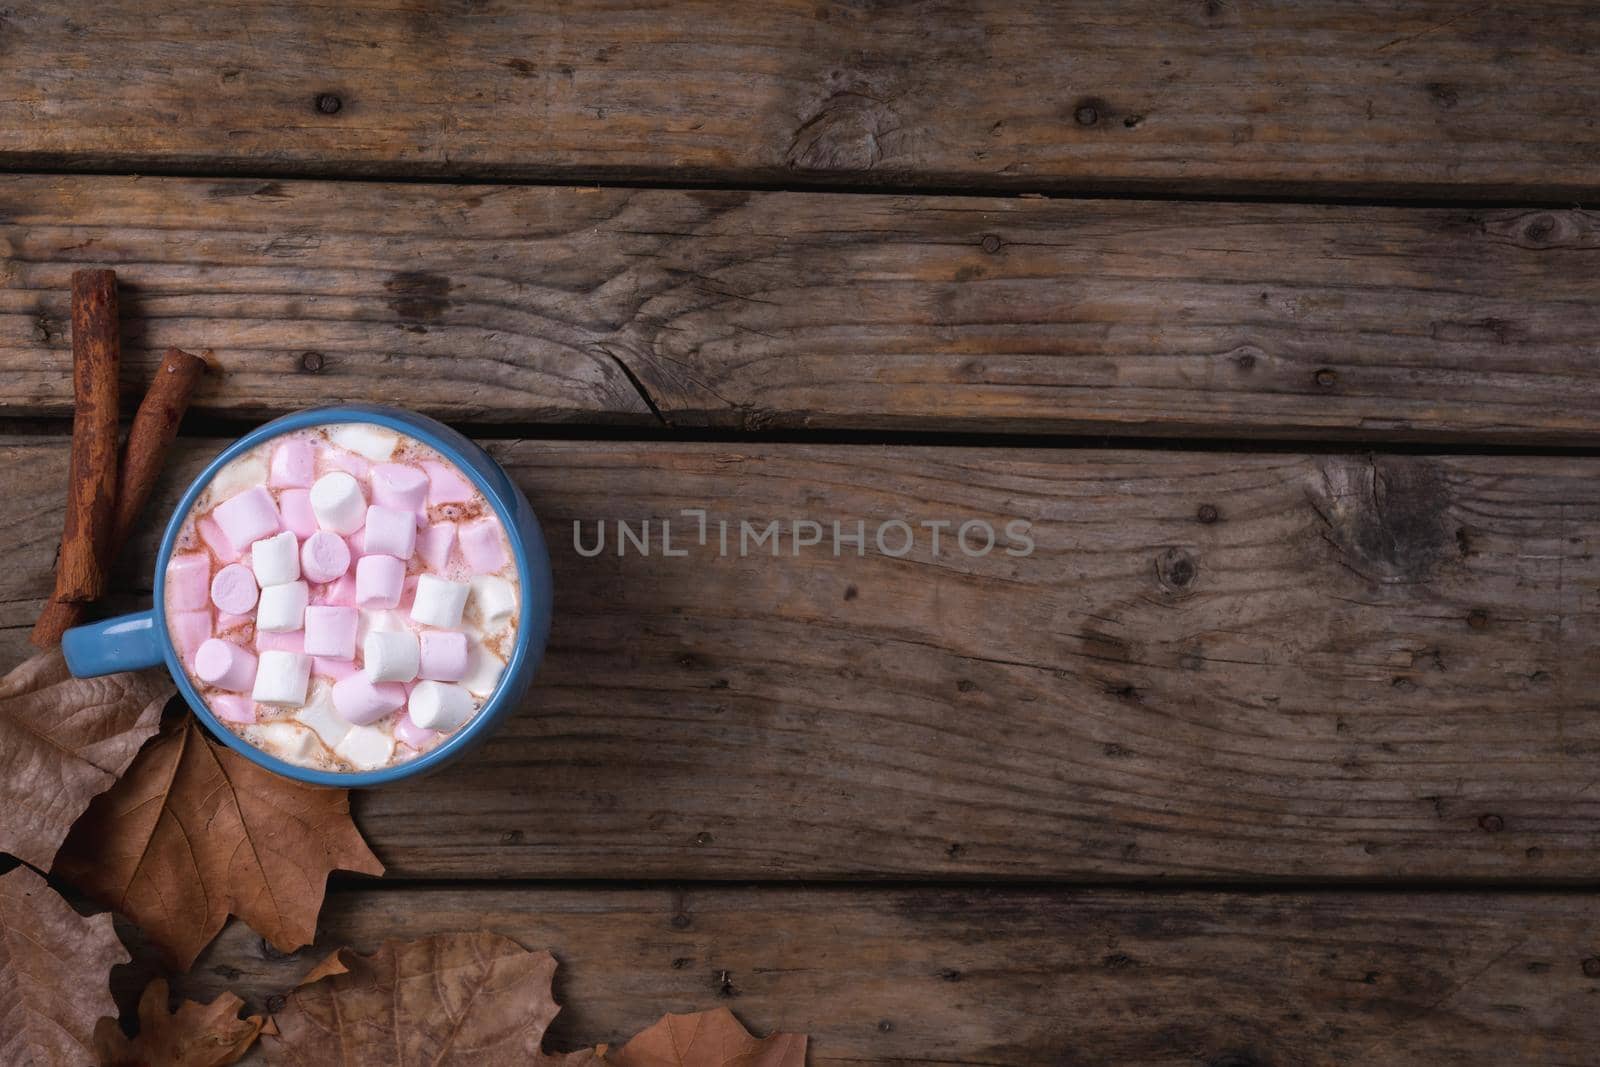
[258,932,560,1064]
[0,865,128,1067]
[0,649,171,868]
[54,716,384,970]
[602,1008,807,1067]
[94,978,263,1067]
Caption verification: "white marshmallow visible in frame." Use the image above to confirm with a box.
[253,722,316,761]
[207,455,269,501]
[462,640,506,698]
[251,529,301,587]
[355,609,409,649]
[330,425,399,461]
[407,680,476,732]
[411,574,470,629]
[251,650,311,707]
[363,630,419,683]
[469,575,517,627]
[294,685,350,748]
[256,580,309,632]
[310,472,366,534]
[335,725,396,769]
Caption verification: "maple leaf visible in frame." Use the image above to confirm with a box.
[94,979,263,1067]
[601,1008,807,1067]
[257,932,560,1064]
[0,866,128,1067]
[0,649,171,869]
[54,716,383,970]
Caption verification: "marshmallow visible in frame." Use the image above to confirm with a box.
[194,638,258,693]
[362,505,417,559]
[304,605,359,659]
[321,572,358,607]
[330,674,406,725]
[251,530,300,587]
[330,425,399,461]
[459,518,507,573]
[411,574,469,629]
[335,725,396,769]
[407,680,476,732]
[461,640,506,698]
[295,687,350,748]
[170,610,212,668]
[392,712,437,750]
[279,488,318,539]
[209,695,257,724]
[167,552,211,611]
[254,628,304,653]
[212,486,281,549]
[198,517,239,561]
[257,580,309,632]
[418,630,469,681]
[355,554,405,609]
[422,460,474,506]
[417,522,457,572]
[216,611,252,633]
[363,630,419,683]
[254,723,316,760]
[372,464,429,513]
[209,563,258,615]
[269,438,316,488]
[469,575,517,627]
[208,455,268,501]
[313,656,360,682]
[301,530,352,584]
[251,650,311,707]
[310,472,366,534]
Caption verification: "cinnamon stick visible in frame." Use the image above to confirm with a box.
[54,269,121,603]
[31,347,210,648]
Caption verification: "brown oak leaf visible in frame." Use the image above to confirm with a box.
[94,979,263,1067]
[54,716,383,970]
[0,649,171,868]
[258,932,560,1064]
[0,865,128,1067]
[601,1008,807,1067]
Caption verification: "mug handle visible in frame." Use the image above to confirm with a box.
[62,610,166,677]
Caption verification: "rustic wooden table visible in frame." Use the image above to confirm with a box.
[4,3,1599,1062]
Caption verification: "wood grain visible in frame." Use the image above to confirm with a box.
[2,2,1597,199]
[4,176,1599,441]
[5,435,1600,881]
[121,885,1600,1065]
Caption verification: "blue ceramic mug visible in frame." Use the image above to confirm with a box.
[60,405,553,788]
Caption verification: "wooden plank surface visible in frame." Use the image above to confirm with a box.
[2,3,1598,199]
[4,176,1599,441]
[6,435,1600,881]
[118,884,1600,1065]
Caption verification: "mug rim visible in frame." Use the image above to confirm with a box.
[156,404,543,787]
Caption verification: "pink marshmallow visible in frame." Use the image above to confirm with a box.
[167,552,211,611]
[393,711,437,749]
[209,695,257,724]
[319,572,358,607]
[355,554,405,609]
[330,674,407,726]
[325,449,371,479]
[417,522,457,572]
[372,464,429,513]
[194,638,258,693]
[212,486,280,549]
[398,574,419,615]
[210,563,258,615]
[301,530,352,584]
[216,611,252,633]
[423,461,474,506]
[198,517,239,562]
[458,518,507,573]
[169,609,212,668]
[418,630,469,681]
[362,505,416,560]
[254,628,304,653]
[304,605,358,659]
[313,656,361,681]
[279,488,318,539]
[269,439,316,488]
